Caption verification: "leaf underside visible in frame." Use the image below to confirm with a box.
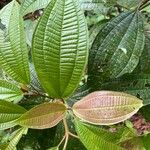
[0,80,23,102]
[0,0,30,84]
[17,103,67,129]
[5,127,28,150]
[32,0,88,98]
[20,0,51,16]
[73,91,143,125]
[0,100,26,130]
[75,120,123,150]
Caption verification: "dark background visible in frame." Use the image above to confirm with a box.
[0,0,11,9]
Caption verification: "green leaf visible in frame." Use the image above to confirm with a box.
[32,0,88,98]
[120,137,145,150]
[54,116,86,150]
[89,20,108,49]
[0,80,23,102]
[117,0,141,9]
[88,11,145,79]
[2,127,28,150]
[140,105,150,121]
[100,33,150,105]
[0,0,30,84]
[79,0,109,14]
[17,103,67,129]
[67,83,90,106]
[0,143,9,150]
[20,0,51,16]
[136,33,150,74]
[29,63,44,92]
[101,73,150,105]
[141,134,150,150]
[24,19,38,47]
[47,146,59,150]
[0,101,27,130]
[0,1,14,29]
[143,5,150,13]
[75,120,124,150]
[73,91,143,125]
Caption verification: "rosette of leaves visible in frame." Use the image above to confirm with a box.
[0,0,149,149]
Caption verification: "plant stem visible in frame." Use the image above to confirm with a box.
[63,119,69,150]
[140,1,150,10]
[58,136,66,147]
[139,0,150,10]
[68,132,79,139]
[63,134,69,150]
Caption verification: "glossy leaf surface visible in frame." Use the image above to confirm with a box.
[17,103,67,129]
[32,0,88,98]
[89,11,145,78]
[73,91,143,125]
[0,101,27,130]
[0,80,23,102]
[0,0,30,84]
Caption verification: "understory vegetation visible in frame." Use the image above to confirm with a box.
[0,0,150,150]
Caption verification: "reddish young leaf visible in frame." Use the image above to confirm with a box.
[73,91,143,125]
[17,103,67,129]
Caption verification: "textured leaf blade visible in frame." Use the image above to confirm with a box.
[94,34,150,105]
[88,11,145,79]
[0,1,14,29]
[117,0,141,9]
[29,63,44,92]
[32,0,88,98]
[5,127,28,150]
[0,0,30,84]
[101,73,150,105]
[0,80,23,102]
[20,0,51,16]
[73,91,143,125]
[17,103,67,129]
[79,0,109,14]
[136,33,150,74]
[75,120,123,150]
[0,101,27,130]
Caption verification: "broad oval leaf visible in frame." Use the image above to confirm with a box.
[0,0,30,84]
[17,103,67,129]
[32,0,88,98]
[88,11,145,78]
[0,80,23,102]
[73,91,143,125]
[75,119,124,150]
[20,0,51,16]
[0,101,27,130]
